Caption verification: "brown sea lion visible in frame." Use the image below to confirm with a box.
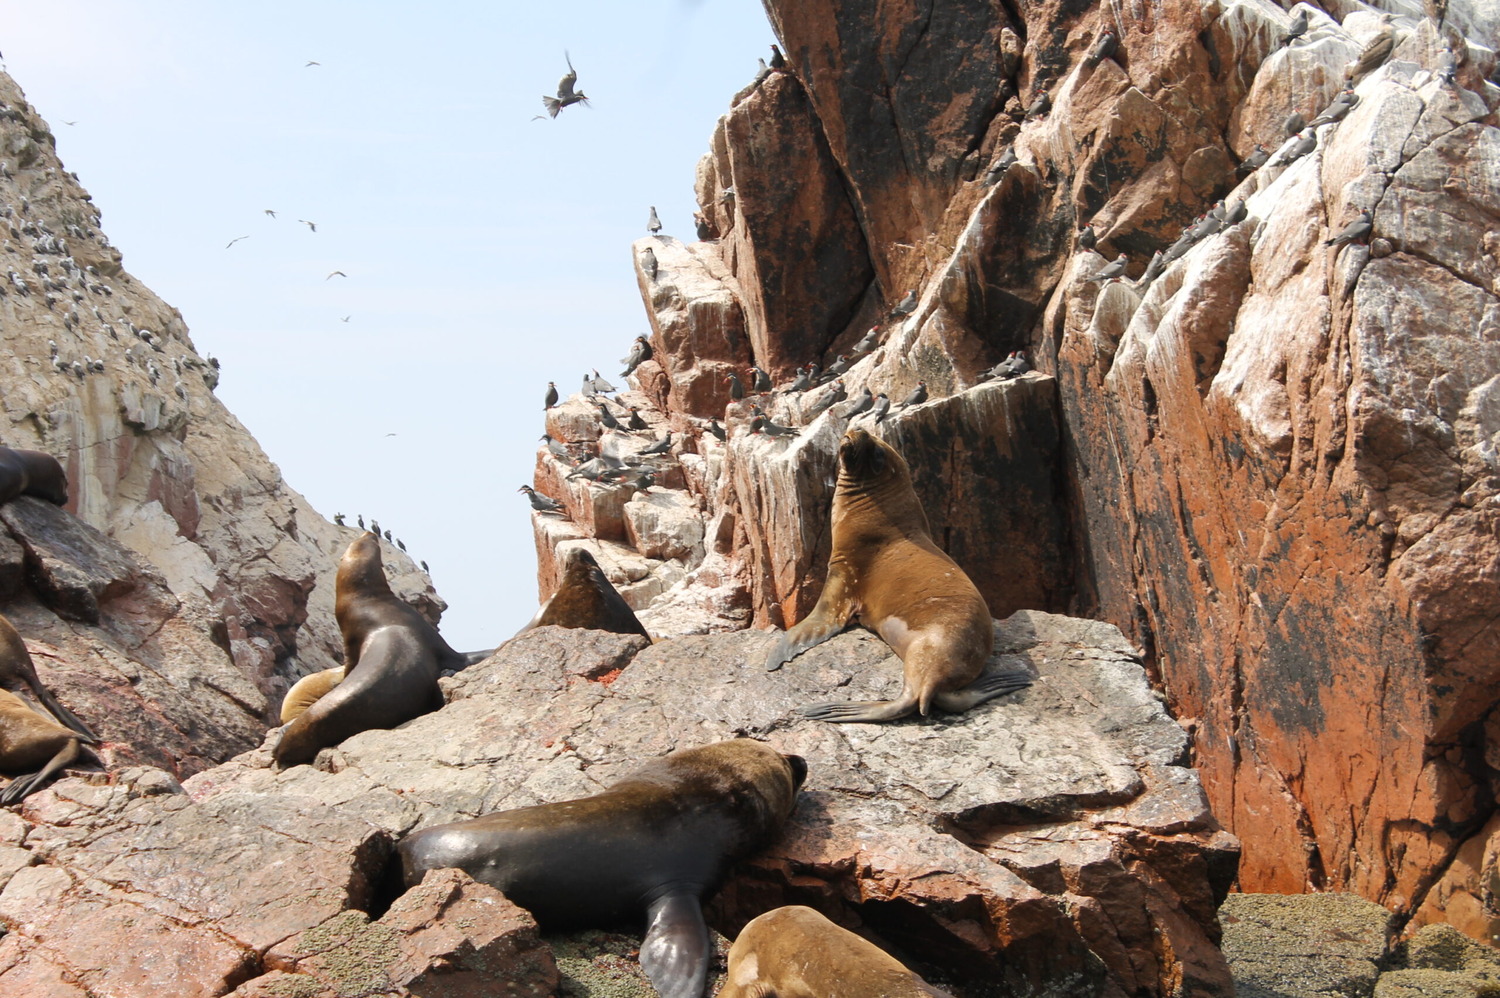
[514,547,649,638]
[397,738,806,998]
[273,532,490,767]
[0,611,94,739]
[765,428,1030,722]
[0,689,96,804]
[278,666,345,723]
[0,447,68,506]
[720,905,955,998]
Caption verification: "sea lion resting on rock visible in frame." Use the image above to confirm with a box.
[720,905,955,998]
[398,738,806,998]
[0,688,97,804]
[513,546,649,639]
[273,532,491,767]
[766,428,1030,722]
[279,667,345,723]
[0,446,68,506]
[0,611,95,740]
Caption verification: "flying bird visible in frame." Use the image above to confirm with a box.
[340,315,351,323]
[305,60,321,67]
[61,120,76,126]
[225,235,249,249]
[539,52,589,119]
[264,209,277,217]
[299,219,317,232]
[326,270,346,280]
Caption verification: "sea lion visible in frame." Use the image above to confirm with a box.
[278,666,345,723]
[765,428,1030,722]
[397,738,806,998]
[720,905,955,998]
[513,547,649,639]
[272,532,491,767]
[0,688,97,804]
[0,446,68,505]
[0,612,94,739]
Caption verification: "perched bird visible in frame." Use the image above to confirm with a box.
[1237,143,1270,174]
[769,44,786,70]
[694,212,712,240]
[1139,250,1166,285]
[1436,46,1458,86]
[750,365,772,392]
[897,380,928,411]
[1283,111,1307,137]
[1277,129,1317,165]
[983,147,1017,184]
[539,52,589,118]
[707,418,727,442]
[626,406,649,431]
[750,415,799,437]
[334,513,345,526]
[891,289,918,316]
[383,529,392,541]
[567,458,608,482]
[719,186,736,204]
[843,386,874,418]
[225,235,249,249]
[804,378,848,419]
[1279,9,1309,47]
[786,366,812,393]
[867,393,891,423]
[519,485,566,514]
[1348,28,1395,83]
[647,206,662,235]
[1025,89,1051,119]
[823,353,853,381]
[1163,226,1197,264]
[754,58,771,84]
[358,515,365,529]
[640,245,658,281]
[397,539,406,552]
[1084,30,1118,68]
[1085,253,1128,283]
[541,434,574,464]
[850,326,882,354]
[370,520,381,537]
[1077,224,1097,251]
[589,369,617,394]
[984,350,1032,381]
[421,561,429,573]
[325,270,347,280]
[1324,209,1373,247]
[299,219,317,232]
[639,431,673,456]
[1222,200,1247,227]
[596,402,621,430]
[725,372,745,400]
[620,335,652,376]
[544,381,559,409]
[1309,89,1359,127]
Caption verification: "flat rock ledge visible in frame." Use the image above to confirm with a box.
[0,611,1237,997]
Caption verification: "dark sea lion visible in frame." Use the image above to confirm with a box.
[0,689,97,804]
[398,738,806,998]
[278,666,345,723]
[0,447,68,505]
[765,428,1030,722]
[0,612,94,739]
[720,905,955,998]
[273,532,490,767]
[514,547,649,638]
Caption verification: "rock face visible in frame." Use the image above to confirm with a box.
[0,612,1236,997]
[529,0,1500,945]
[0,74,440,779]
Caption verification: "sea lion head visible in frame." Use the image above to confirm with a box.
[337,531,392,600]
[838,428,913,492]
[659,739,806,846]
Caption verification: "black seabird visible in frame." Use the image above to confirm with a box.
[540,52,589,118]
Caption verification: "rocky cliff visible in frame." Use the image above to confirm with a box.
[530,0,1500,950]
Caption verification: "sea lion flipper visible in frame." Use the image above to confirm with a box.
[32,687,97,743]
[932,669,1033,712]
[639,892,711,998]
[798,697,918,723]
[765,568,855,672]
[0,737,80,805]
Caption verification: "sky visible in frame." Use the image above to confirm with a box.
[0,0,776,650]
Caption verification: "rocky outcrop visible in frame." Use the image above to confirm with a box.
[0,612,1237,997]
[0,75,438,777]
[529,0,1500,945]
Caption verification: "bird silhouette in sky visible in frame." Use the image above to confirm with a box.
[537,52,589,119]
[225,235,249,249]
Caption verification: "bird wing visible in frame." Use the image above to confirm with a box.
[557,52,579,99]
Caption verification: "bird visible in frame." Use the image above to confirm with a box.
[639,431,673,456]
[1348,28,1395,83]
[647,206,662,235]
[596,403,621,431]
[299,219,317,232]
[589,369,617,394]
[264,209,277,218]
[325,270,346,280]
[1084,30,1118,68]
[519,485,566,514]
[544,382,559,409]
[1025,90,1051,119]
[983,147,1017,184]
[867,393,891,423]
[1077,224,1097,251]
[305,60,321,67]
[1086,253,1128,283]
[804,379,847,419]
[340,315,351,323]
[1237,143,1270,174]
[896,380,928,411]
[754,58,771,84]
[1277,130,1317,165]
[539,52,589,118]
[626,407,649,431]
[851,326,882,354]
[1222,200,1247,227]
[983,351,1031,381]
[725,372,745,400]
[694,212,712,240]
[822,353,853,381]
[786,367,812,393]
[707,418,727,441]
[396,539,406,552]
[843,386,874,418]
[750,415,799,437]
[1278,9,1308,47]
[620,335,652,376]
[1283,111,1306,137]
[334,513,345,526]
[640,246,658,281]
[1324,209,1373,247]
[383,530,392,542]
[225,235,249,249]
[769,44,786,70]
[1309,89,1359,127]
[1436,46,1458,86]
[891,289,918,316]
[370,520,381,537]
[541,434,574,464]
[750,366,772,393]
[61,120,76,126]
[1139,250,1166,285]
[357,515,365,529]
[421,560,429,573]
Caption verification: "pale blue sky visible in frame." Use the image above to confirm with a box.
[0,1,776,648]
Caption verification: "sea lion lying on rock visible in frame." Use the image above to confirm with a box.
[0,446,67,506]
